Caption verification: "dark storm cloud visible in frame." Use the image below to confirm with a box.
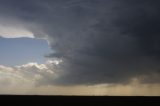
[0,0,160,85]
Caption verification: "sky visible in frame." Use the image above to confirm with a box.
[0,37,52,66]
[0,0,160,95]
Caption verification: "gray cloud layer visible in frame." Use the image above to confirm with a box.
[0,0,160,85]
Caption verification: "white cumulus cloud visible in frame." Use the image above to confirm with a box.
[0,60,60,94]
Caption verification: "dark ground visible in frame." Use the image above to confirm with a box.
[0,95,159,105]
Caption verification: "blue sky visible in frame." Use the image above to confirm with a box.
[0,37,52,66]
